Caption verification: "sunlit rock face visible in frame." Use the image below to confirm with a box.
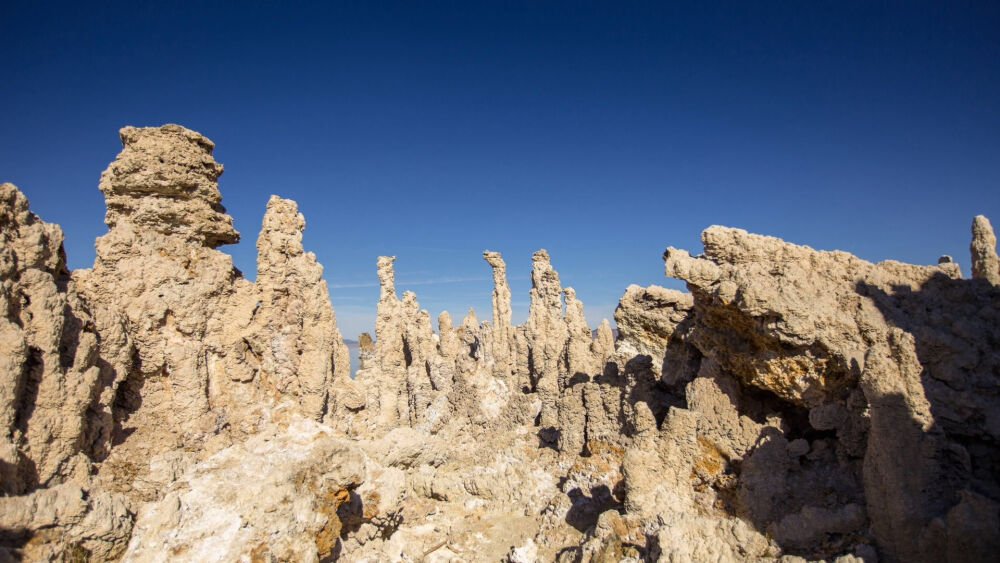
[98,124,239,247]
[2,124,997,562]
[0,183,102,495]
[72,125,348,503]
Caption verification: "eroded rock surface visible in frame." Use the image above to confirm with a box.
[658,224,1000,562]
[122,411,396,562]
[250,195,351,421]
[2,124,998,563]
[971,215,1000,285]
[0,183,101,495]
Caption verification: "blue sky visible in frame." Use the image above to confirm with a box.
[2,1,998,339]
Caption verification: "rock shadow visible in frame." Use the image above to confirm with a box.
[856,274,1000,561]
[565,484,621,533]
[110,351,145,448]
[0,526,31,559]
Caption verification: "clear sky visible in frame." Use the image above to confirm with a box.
[2,1,998,339]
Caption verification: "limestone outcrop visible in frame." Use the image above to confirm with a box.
[526,249,570,443]
[971,215,1000,285]
[614,283,695,380]
[1,126,359,559]
[249,195,351,421]
[655,224,1000,562]
[2,123,998,562]
[0,183,101,495]
[99,125,239,248]
[484,250,515,379]
[122,411,402,562]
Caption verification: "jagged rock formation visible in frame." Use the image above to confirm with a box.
[69,126,349,509]
[0,183,102,496]
[484,250,515,379]
[2,125,354,559]
[2,124,998,563]
[654,225,999,562]
[526,249,570,443]
[250,195,351,420]
[971,215,1000,285]
[99,125,239,247]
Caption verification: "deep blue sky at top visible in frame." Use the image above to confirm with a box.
[2,1,999,338]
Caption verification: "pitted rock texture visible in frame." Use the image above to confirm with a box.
[250,195,351,421]
[526,249,569,441]
[484,250,515,379]
[614,283,694,379]
[122,413,392,562]
[661,224,1000,562]
[99,124,239,247]
[971,215,1000,285]
[70,126,351,505]
[76,125,256,481]
[2,124,998,563]
[0,183,101,495]
[0,483,133,561]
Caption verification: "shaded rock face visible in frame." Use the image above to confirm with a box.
[655,225,1000,562]
[614,283,696,382]
[3,124,999,563]
[971,215,1000,285]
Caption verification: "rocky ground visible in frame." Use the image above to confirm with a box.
[1,124,998,562]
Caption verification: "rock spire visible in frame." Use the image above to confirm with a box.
[971,214,1000,285]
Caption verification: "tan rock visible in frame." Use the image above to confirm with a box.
[77,126,255,481]
[0,483,133,560]
[100,124,239,247]
[250,195,351,421]
[559,287,591,454]
[971,215,1000,285]
[663,221,1000,561]
[437,311,460,360]
[6,124,1000,563]
[0,183,103,494]
[375,255,405,374]
[122,413,390,562]
[484,250,515,378]
[591,319,615,373]
[525,250,568,441]
[614,283,694,379]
